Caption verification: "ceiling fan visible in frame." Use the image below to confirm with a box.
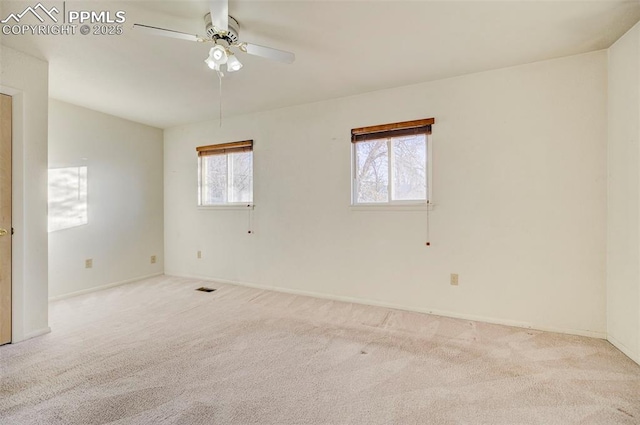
[133,0,295,75]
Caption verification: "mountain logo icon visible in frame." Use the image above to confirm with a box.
[1,3,60,24]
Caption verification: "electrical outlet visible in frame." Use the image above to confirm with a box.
[197,250,202,259]
[150,255,157,264]
[85,258,93,269]
[450,273,459,286]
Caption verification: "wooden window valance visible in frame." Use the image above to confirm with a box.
[351,118,434,143]
[196,140,253,156]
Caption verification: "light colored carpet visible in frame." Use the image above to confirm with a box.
[1,275,639,424]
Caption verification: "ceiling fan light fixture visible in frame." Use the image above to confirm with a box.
[208,45,228,65]
[204,56,219,70]
[226,54,243,72]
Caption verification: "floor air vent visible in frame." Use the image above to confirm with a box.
[196,287,216,293]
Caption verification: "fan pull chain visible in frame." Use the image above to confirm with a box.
[425,200,431,246]
[217,70,223,127]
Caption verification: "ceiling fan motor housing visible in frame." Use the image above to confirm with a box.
[205,13,240,44]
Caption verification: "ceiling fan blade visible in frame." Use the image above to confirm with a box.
[133,23,201,42]
[242,43,295,64]
[210,0,228,32]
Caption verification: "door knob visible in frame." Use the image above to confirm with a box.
[0,229,7,236]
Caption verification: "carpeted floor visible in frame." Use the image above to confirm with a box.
[1,275,639,424]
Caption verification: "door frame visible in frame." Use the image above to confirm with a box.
[0,86,49,343]
[1,43,51,343]
[0,94,11,345]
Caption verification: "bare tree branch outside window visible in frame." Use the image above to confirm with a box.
[200,151,253,205]
[354,134,427,203]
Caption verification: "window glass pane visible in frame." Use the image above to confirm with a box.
[355,140,389,203]
[201,154,227,204]
[48,166,88,232]
[392,135,426,201]
[230,151,253,203]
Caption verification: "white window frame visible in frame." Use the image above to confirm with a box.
[351,132,432,208]
[197,141,254,208]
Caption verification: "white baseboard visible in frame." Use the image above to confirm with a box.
[607,334,640,365]
[166,272,607,340]
[48,273,164,302]
[20,326,51,341]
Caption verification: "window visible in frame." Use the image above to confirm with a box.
[197,140,253,206]
[352,118,433,205]
[48,166,88,232]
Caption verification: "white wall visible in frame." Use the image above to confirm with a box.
[0,45,49,342]
[48,100,164,299]
[165,51,608,338]
[607,22,640,364]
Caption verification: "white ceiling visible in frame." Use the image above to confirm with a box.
[1,0,639,129]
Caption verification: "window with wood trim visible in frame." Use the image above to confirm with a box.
[351,118,433,205]
[197,140,253,205]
